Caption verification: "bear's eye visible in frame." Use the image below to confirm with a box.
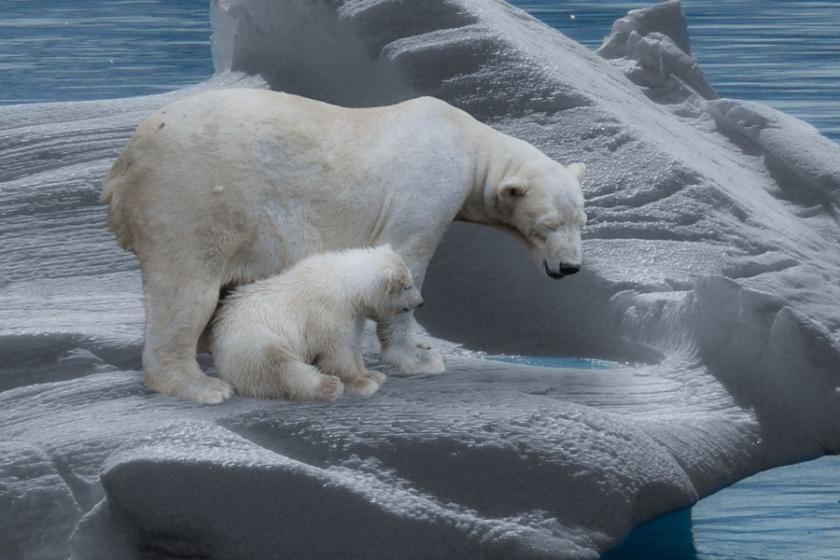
[528,228,547,242]
[402,285,411,291]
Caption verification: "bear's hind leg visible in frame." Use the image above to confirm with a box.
[141,265,233,404]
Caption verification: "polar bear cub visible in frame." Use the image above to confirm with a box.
[210,245,424,401]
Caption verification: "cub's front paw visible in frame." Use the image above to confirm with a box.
[363,369,387,385]
[315,375,344,401]
[344,376,381,397]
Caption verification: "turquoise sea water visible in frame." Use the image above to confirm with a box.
[1,1,837,558]
[488,354,616,369]
[604,456,840,560]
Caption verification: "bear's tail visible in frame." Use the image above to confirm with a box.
[100,148,137,252]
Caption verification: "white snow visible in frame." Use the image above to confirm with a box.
[1,1,838,559]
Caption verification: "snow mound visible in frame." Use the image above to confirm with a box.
[2,0,839,559]
[709,98,840,209]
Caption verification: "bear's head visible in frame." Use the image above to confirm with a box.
[494,159,587,279]
[368,245,424,319]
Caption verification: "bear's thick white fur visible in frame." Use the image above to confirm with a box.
[102,88,586,403]
[211,245,422,401]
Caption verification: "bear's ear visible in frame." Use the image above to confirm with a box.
[567,162,586,180]
[499,183,527,200]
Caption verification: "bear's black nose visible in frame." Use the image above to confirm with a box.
[560,265,580,276]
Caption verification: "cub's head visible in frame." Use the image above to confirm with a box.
[494,159,587,279]
[369,245,423,319]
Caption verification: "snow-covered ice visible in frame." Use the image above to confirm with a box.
[1,1,838,558]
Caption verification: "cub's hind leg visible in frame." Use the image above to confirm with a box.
[236,346,344,401]
[317,347,382,397]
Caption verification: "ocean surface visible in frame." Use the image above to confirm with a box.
[1,1,838,559]
[2,0,838,142]
[604,456,840,560]
[0,0,212,103]
[515,0,840,141]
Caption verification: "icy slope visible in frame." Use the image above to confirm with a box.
[1,0,839,559]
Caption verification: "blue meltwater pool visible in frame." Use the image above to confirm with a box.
[486,355,618,369]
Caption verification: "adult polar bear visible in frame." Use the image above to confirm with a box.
[103,88,587,404]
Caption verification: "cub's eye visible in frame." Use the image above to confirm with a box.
[402,285,412,291]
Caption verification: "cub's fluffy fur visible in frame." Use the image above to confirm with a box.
[211,245,423,400]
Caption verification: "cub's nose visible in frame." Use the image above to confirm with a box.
[416,301,424,308]
[560,264,580,276]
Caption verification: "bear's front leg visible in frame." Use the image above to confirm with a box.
[377,312,445,375]
[354,351,387,386]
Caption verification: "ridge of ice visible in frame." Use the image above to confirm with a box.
[1,1,839,559]
[599,0,693,55]
[597,0,716,104]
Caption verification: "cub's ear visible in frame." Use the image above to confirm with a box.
[384,267,401,293]
[499,183,527,200]
[567,162,586,179]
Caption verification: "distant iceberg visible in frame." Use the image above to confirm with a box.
[1,1,838,559]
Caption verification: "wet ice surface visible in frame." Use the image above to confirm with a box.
[2,1,840,559]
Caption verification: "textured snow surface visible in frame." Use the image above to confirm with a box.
[1,1,839,559]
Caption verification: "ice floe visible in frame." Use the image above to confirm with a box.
[1,1,838,558]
